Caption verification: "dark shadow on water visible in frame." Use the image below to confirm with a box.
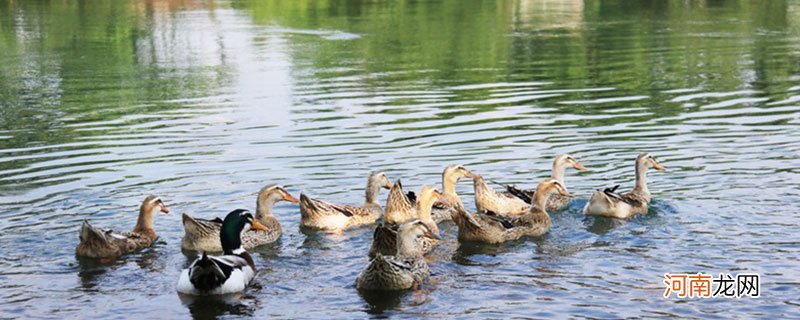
[75,255,112,291]
[584,216,627,235]
[75,243,165,290]
[451,239,527,265]
[179,293,259,320]
[357,288,407,315]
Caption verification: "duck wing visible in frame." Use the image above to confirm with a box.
[602,185,631,204]
[182,214,222,237]
[480,211,515,229]
[504,185,533,204]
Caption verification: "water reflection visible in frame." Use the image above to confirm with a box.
[178,293,258,319]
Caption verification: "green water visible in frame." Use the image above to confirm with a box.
[0,0,798,318]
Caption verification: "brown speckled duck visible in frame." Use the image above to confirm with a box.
[181,184,298,252]
[368,183,444,258]
[474,154,586,216]
[584,153,666,219]
[299,171,392,232]
[76,195,169,259]
[431,165,477,223]
[453,179,569,244]
[356,219,441,291]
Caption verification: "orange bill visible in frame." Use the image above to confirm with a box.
[573,161,588,171]
[250,219,269,231]
[384,181,392,189]
[283,193,300,203]
[159,203,170,214]
[653,163,667,171]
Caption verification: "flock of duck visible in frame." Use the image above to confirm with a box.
[75,153,667,295]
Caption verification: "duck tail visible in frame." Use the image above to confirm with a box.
[182,213,212,235]
[299,193,319,212]
[79,219,109,244]
[189,253,227,292]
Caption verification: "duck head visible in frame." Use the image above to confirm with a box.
[220,209,268,254]
[637,153,667,172]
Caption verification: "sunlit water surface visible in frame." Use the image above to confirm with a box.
[1,0,799,318]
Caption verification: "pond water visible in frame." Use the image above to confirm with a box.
[1,0,799,318]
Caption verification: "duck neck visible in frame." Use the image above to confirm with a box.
[133,206,156,238]
[530,188,552,222]
[415,200,439,234]
[532,186,551,211]
[256,197,277,223]
[365,178,381,205]
[442,177,462,206]
[632,162,649,195]
[221,228,244,255]
[551,162,567,183]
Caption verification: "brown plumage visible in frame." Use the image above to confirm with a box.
[369,183,442,258]
[299,171,392,231]
[453,179,568,244]
[357,220,440,291]
[76,195,169,259]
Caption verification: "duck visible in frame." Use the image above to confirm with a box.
[583,153,666,219]
[299,171,392,232]
[356,219,441,291]
[452,178,569,244]
[474,154,587,216]
[368,183,444,258]
[76,195,170,259]
[181,184,298,252]
[177,209,268,295]
[431,165,478,223]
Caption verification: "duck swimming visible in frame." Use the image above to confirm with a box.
[368,183,444,258]
[181,184,298,252]
[76,195,169,259]
[299,171,392,232]
[583,153,666,219]
[431,165,477,223]
[178,209,268,295]
[356,219,441,291]
[453,179,569,244]
[474,154,586,216]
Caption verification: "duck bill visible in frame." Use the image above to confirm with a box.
[573,161,588,171]
[384,181,392,190]
[464,171,479,179]
[424,231,442,240]
[159,203,170,214]
[653,163,667,172]
[250,219,269,232]
[283,193,300,203]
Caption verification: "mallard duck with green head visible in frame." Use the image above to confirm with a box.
[182,185,298,252]
[177,209,268,295]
